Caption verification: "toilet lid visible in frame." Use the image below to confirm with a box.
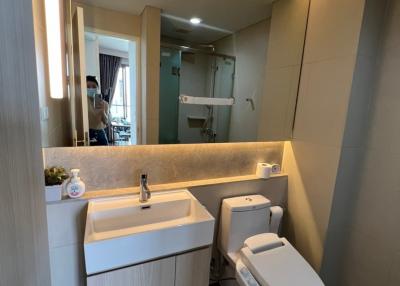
[240,235,324,286]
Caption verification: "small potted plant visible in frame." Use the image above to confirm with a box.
[44,167,69,202]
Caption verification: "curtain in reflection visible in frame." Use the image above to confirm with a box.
[99,54,121,103]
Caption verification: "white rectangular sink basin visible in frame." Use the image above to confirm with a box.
[84,189,215,275]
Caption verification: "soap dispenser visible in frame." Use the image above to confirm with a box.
[66,169,86,198]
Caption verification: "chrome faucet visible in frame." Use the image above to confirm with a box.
[139,173,151,203]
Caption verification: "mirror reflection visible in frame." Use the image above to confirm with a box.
[84,32,137,146]
[40,0,310,147]
[160,49,235,144]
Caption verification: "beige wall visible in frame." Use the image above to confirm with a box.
[43,142,284,191]
[282,0,366,270]
[321,0,400,285]
[34,0,70,147]
[140,6,161,144]
[214,20,271,142]
[0,0,51,284]
[258,0,310,141]
[76,2,141,39]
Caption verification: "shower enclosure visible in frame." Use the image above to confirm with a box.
[159,46,235,144]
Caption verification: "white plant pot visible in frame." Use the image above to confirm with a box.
[45,184,63,202]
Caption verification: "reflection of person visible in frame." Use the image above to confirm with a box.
[86,76,109,146]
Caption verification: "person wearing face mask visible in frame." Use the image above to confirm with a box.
[86,76,109,146]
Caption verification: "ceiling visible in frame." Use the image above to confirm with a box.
[160,14,232,44]
[77,0,275,43]
[85,32,129,53]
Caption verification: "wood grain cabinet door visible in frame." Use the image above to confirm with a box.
[175,247,212,286]
[87,256,175,286]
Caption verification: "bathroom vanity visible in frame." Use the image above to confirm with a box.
[45,173,288,286]
[84,189,215,285]
[87,247,211,286]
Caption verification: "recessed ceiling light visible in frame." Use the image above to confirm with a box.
[190,17,202,25]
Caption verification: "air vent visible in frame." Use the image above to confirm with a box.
[175,28,191,34]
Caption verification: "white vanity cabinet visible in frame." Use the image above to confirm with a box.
[86,247,211,286]
[175,247,212,286]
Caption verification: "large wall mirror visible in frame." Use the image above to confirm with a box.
[39,0,310,147]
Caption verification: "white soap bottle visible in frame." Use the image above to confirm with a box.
[66,169,86,198]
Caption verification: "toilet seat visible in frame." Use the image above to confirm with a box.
[236,233,324,286]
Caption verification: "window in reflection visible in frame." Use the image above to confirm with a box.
[110,65,132,145]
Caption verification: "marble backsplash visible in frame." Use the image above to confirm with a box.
[43,142,284,191]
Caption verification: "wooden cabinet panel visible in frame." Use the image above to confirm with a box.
[87,256,175,286]
[0,0,51,285]
[87,247,211,286]
[175,247,212,286]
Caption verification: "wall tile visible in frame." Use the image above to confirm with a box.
[323,147,365,233]
[294,56,357,147]
[377,57,400,98]
[388,251,400,286]
[380,0,400,59]
[282,141,341,269]
[322,1,400,285]
[367,75,400,153]
[342,55,376,148]
[357,0,388,58]
[351,150,400,245]
[266,0,309,69]
[341,230,392,286]
[258,65,301,141]
[303,0,365,63]
[215,20,270,142]
[256,0,309,142]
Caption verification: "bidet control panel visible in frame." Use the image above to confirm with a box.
[236,260,260,286]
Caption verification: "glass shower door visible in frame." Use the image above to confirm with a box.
[212,56,235,142]
[159,47,181,144]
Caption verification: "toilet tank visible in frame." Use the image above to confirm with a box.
[218,195,271,257]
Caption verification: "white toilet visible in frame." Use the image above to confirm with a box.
[218,195,324,286]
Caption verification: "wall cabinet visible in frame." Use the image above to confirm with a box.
[87,247,211,286]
